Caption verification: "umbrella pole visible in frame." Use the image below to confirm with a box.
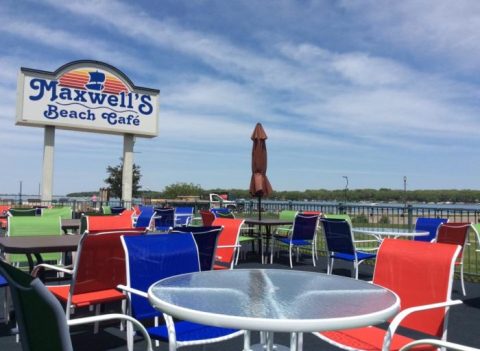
[258,197,262,221]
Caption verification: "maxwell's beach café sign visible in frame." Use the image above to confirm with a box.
[16,60,159,137]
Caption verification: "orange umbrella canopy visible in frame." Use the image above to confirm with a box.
[249,123,273,197]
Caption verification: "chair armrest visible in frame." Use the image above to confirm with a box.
[68,313,153,351]
[383,300,462,351]
[399,339,477,351]
[117,284,148,299]
[32,263,73,277]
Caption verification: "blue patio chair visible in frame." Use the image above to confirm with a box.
[271,213,320,268]
[119,233,244,351]
[134,205,155,230]
[174,207,194,226]
[210,207,234,219]
[414,217,448,242]
[320,218,376,279]
[111,206,126,215]
[170,226,223,271]
[153,207,175,232]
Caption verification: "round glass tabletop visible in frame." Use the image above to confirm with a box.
[148,268,399,332]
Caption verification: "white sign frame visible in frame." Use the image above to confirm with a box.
[16,60,159,137]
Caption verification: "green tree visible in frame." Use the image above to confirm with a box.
[161,182,204,199]
[104,159,142,198]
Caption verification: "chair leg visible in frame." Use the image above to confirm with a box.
[354,260,359,280]
[94,304,100,333]
[311,243,316,267]
[460,264,466,296]
[243,330,251,351]
[289,244,293,268]
[328,257,334,275]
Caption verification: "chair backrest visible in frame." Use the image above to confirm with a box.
[199,210,215,226]
[373,239,460,337]
[121,233,201,320]
[320,218,355,255]
[278,210,298,222]
[174,206,194,226]
[414,217,448,242]
[71,230,143,296]
[7,216,62,237]
[7,216,63,264]
[135,206,155,229]
[210,207,235,218]
[41,207,73,220]
[0,205,11,215]
[8,208,37,217]
[290,213,319,241]
[211,218,245,269]
[101,205,112,215]
[0,259,74,351]
[436,223,470,259]
[323,213,352,225]
[153,207,175,230]
[170,226,223,271]
[83,214,135,233]
[472,223,480,251]
[110,206,126,215]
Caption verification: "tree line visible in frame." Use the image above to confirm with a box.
[68,181,480,204]
[65,160,480,203]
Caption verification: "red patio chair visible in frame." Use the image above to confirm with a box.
[32,230,144,331]
[200,210,215,226]
[314,238,462,351]
[82,214,137,234]
[212,218,245,270]
[435,222,471,296]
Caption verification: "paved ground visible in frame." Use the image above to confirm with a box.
[1,252,479,350]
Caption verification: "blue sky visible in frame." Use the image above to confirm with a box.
[1,0,479,196]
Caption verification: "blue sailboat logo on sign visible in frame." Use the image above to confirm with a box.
[85,70,105,91]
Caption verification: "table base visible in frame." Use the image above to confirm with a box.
[250,344,289,351]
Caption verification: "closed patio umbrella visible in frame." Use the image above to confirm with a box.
[249,123,272,220]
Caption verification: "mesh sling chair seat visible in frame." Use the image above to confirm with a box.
[314,239,462,351]
[32,230,144,326]
[435,222,471,296]
[414,217,448,242]
[118,233,244,351]
[271,213,320,268]
[321,218,376,279]
[0,258,153,351]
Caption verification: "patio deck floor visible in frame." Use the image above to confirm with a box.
[1,252,479,350]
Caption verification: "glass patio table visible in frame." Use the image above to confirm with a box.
[148,268,399,351]
[352,227,429,242]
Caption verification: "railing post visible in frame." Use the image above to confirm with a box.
[288,200,293,210]
[407,205,413,228]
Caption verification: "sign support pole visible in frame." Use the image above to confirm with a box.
[41,126,55,202]
[122,134,134,205]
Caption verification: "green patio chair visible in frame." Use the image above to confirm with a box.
[101,205,112,215]
[8,208,37,217]
[275,210,298,237]
[42,207,73,220]
[0,258,153,351]
[6,216,63,267]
